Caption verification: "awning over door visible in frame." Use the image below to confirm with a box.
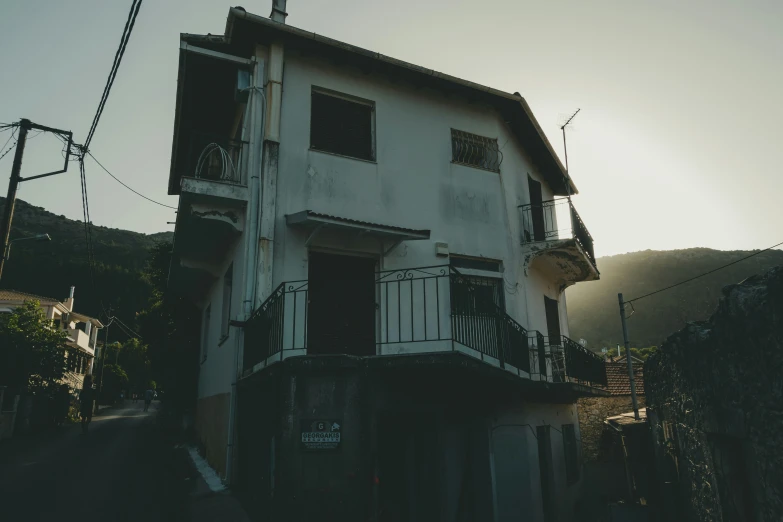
[285,210,430,253]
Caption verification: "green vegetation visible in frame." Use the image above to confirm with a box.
[0,196,173,343]
[567,248,783,351]
[0,300,69,394]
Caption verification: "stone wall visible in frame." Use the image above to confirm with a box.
[645,266,783,522]
[578,395,646,462]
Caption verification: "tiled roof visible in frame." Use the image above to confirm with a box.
[0,289,60,304]
[604,361,645,396]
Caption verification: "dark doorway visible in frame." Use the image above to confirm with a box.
[308,252,376,356]
[544,296,561,341]
[527,176,546,241]
[378,412,440,522]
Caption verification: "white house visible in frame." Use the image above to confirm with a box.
[0,287,102,390]
[167,3,606,521]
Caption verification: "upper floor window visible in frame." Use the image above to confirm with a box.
[201,303,211,363]
[310,89,375,161]
[451,129,502,172]
[562,423,580,485]
[221,263,233,340]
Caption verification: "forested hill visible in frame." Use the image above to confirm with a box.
[0,197,173,338]
[566,248,783,351]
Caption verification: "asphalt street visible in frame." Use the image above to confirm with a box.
[0,401,190,522]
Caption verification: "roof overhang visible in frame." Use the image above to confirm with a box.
[286,211,430,245]
[174,9,577,197]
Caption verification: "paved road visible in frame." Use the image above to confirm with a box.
[0,401,189,522]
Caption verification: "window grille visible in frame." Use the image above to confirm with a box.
[451,129,502,172]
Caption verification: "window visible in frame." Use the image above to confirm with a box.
[221,263,233,339]
[310,89,374,160]
[451,129,502,172]
[562,423,580,484]
[450,275,505,316]
[201,304,211,363]
[537,425,555,522]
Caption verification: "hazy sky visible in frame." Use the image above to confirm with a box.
[1,0,781,257]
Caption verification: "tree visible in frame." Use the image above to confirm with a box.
[0,300,69,395]
[102,364,129,402]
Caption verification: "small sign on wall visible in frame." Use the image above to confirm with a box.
[301,419,341,450]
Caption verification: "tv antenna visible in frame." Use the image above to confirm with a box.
[560,108,580,197]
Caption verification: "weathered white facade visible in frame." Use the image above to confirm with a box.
[168,5,605,521]
[0,288,102,388]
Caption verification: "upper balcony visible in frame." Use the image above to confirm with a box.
[241,265,607,397]
[518,197,599,288]
[169,132,249,301]
[66,328,95,356]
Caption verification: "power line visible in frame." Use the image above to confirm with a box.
[0,127,17,163]
[83,0,143,150]
[626,240,783,303]
[113,315,143,340]
[86,152,177,210]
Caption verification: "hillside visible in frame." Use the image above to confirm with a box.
[566,248,783,351]
[0,197,173,339]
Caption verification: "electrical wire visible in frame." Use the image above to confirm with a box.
[113,315,143,340]
[626,240,783,303]
[0,127,17,163]
[86,152,177,210]
[83,0,143,150]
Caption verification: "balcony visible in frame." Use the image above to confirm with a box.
[242,266,607,391]
[518,197,599,288]
[66,328,95,355]
[169,133,248,301]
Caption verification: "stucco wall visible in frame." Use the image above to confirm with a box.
[271,49,563,334]
[492,403,583,522]
[195,237,246,400]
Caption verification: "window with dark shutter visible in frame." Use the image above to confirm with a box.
[221,263,233,339]
[562,423,580,484]
[310,90,374,160]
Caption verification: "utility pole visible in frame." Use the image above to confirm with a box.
[0,119,72,282]
[0,120,30,280]
[99,306,112,403]
[618,293,640,420]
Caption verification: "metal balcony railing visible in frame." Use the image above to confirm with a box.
[186,132,245,184]
[518,197,596,269]
[242,267,606,388]
[529,335,606,387]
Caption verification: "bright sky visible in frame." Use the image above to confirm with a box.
[1,0,781,257]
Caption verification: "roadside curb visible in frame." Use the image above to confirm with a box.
[177,445,251,522]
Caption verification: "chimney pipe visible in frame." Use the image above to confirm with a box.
[270,0,287,23]
[69,286,75,299]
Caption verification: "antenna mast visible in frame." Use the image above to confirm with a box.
[560,108,580,197]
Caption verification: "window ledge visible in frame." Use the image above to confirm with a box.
[309,148,377,164]
[218,335,230,347]
[450,161,500,173]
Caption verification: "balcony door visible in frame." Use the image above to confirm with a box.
[544,297,564,382]
[308,252,376,356]
[527,176,546,241]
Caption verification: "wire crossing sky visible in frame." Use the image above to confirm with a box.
[1,0,781,257]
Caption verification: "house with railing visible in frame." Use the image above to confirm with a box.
[166,3,606,521]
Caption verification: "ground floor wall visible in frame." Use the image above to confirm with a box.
[195,392,231,476]
[236,354,594,522]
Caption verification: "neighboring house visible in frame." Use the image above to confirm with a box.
[167,3,606,520]
[0,287,102,391]
[578,355,646,461]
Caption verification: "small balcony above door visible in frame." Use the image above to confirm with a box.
[518,197,599,288]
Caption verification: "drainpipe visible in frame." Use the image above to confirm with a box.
[270,0,288,23]
[225,46,266,483]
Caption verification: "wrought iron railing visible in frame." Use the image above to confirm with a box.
[533,335,606,387]
[243,281,308,370]
[518,197,596,269]
[186,132,245,184]
[242,267,605,387]
[451,129,503,172]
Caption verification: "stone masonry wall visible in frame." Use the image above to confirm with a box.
[645,266,783,522]
[578,395,646,462]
